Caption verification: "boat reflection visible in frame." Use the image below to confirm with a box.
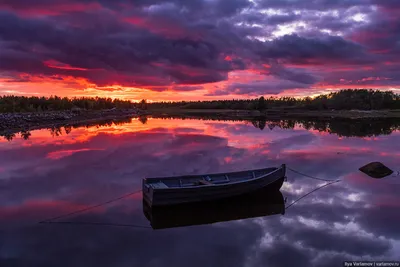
[143,188,285,230]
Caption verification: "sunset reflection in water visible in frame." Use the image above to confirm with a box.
[0,117,399,266]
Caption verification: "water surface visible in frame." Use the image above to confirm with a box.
[1,117,399,266]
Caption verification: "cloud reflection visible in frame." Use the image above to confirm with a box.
[0,118,399,266]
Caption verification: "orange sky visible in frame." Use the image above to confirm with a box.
[1,70,398,102]
[1,1,400,101]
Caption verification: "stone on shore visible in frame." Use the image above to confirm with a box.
[0,108,143,133]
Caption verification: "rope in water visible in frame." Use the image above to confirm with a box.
[285,179,341,210]
[39,220,152,229]
[39,189,143,223]
[39,165,341,226]
[287,166,341,182]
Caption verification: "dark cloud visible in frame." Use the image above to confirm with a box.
[290,226,391,256]
[0,0,253,17]
[213,0,254,17]
[359,205,400,239]
[1,0,400,95]
[258,34,372,66]
[169,85,204,91]
[348,13,400,55]
[207,80,311,96]
[268,63,319,84]
[255,0,371,11]
[0,214,262,267]
[254,241,312,267]
[320,64,400,86]
[0,10,249,87]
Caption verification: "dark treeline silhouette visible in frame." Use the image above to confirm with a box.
[2,117,133,141]
[146,89,400,110]
[2,89,399,113]
[249,117,400,137]
[3,115,400,141]
[0,96,136,113]
[151,115,400,137]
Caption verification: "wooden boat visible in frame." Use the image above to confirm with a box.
[142,164,286,206]
[143,188,285,230]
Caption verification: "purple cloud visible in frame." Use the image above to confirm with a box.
[0,0,399,96]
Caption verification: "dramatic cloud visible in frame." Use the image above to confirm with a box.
[208,79,311,96]
[0,0,400,99]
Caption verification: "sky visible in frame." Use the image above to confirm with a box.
[0,0,400,101]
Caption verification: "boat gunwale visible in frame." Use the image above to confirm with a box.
[147,164,285,191]
[144,164,284,181]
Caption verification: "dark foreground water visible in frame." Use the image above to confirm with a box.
[0,117,399,267]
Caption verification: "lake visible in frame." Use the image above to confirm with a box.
[0,116,399,267]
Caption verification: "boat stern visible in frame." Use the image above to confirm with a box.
[142,178,154,206]
[281,164,286,175]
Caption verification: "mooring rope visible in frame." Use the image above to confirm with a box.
[39,220,152,229]
[39,189,143,223]
[287,166,341,182]
[39,166,344,228]
[285,179,341,210]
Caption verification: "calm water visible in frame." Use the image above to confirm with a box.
[0,117,399,266]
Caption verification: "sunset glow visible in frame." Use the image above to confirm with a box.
[1,117,399,264]
[1,1,400,101]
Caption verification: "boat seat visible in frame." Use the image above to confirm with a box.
[197,180,213,185]
[151,182,169,189]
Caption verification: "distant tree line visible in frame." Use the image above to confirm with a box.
[249,117,400,137]
[151,115,400,137]
[146,89,400,110]
[1,117,133,141]
[4,115,399,141]
[0,96,136,113]
[1,89,399,113]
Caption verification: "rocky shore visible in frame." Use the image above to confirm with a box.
[0,108,144,136]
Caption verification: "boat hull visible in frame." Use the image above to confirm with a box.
[143,164,286,206]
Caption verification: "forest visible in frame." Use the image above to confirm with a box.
[0,96,136,113]
[3,116,399,141]
[146,89,400,110]
[0,89,399,113]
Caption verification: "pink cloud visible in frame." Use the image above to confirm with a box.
[46,148,104,160]
[0,2,102,17]
[44,60,90,71]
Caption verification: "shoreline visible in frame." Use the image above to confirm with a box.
[146,108,400,119]
[1,108,400,139]
[0,109,143,137]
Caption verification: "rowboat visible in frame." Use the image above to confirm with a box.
[143,188,285,230]
[142,164,286,206]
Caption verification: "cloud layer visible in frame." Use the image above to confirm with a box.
[0,118,399,266]
[0,0,400,99]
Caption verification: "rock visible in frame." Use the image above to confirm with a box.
[0,108,141,137]
[359,162,393,178]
